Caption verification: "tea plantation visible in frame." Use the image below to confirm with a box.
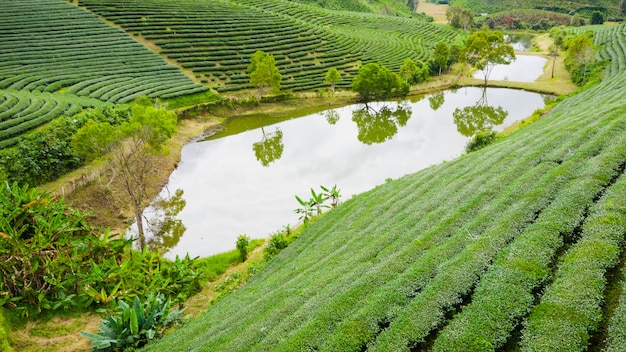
[0,0,459,148]
[78,0,461,92]
[144,24,626,351]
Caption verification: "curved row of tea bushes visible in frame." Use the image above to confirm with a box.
[605,265,626,351]
[595,24,626,77]
[79,0,460,92]
[432,122,626,351]
[0,90,102,148]
[520,154,626,351]
[0,0,205,104]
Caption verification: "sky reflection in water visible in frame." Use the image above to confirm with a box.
[143,87,547,258]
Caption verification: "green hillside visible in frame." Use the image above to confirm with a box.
[144,24,626,351]
[452,0,623,20]
[0,0,206,147]
[0,0,205,101]
[0,89,103,148]
[79,0,460,93]
[293,0,415,16]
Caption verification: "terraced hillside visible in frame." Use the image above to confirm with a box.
[294,0,415,16]
[144,24,626,351]
[79,0,461,92]
[0,89,103,149]
[0,0,206,103]
[452,0,623,20]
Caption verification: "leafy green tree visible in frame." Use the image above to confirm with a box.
[110,104,178,250]
[352,63,409,101]
[565,33,596,85]
[248,50,282,99]
[461,30,515,86]
[399,58,430,85]
[590,11,605,25]
[399,58,418,83]
[71,119,120,162]
[433,42,450,75]
[570,14,584,27]
[621,0,626,14]
[252,127,284,167]
[324,68,342,92]
[446,5,473,30]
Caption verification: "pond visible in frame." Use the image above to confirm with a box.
[472,54,547,82]
[138,87,549,259]
[505,34,534,52]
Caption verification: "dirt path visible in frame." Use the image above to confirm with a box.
[416,2,448,24]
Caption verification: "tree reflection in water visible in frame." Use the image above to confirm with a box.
[147,188,187,253]
[253,127,284,166]
[452,88,508,137]
[324,109,340,125]
[351,102,412,145]
[428,92,445,111]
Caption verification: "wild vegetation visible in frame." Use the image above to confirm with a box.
[142,23,626,351]
[450,0,623,21]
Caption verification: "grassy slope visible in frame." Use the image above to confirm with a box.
[144,24,626,351]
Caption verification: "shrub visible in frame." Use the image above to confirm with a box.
[81,293,185,351]
[264,232,289,261]
[236,235,251,262]
[0,308,12,351]
[465,130,498,153]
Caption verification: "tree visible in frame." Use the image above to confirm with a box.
[324,68,342,92]
[248,50,282,99]
[352,63,409,101]
[548,44,559,79]
[95,103,178,251]
[590,11,605,25]
[399,58,419,83]
[433,42,450,75]
[446,5,473,30]
[570,14,584,27]
[407,0,418,12]
[461,30,515,86]
[71,119,120,162]
[565,33,596,85]
[621,0,626,14]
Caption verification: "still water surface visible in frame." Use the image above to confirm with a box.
[140,87,548,259]
[472,54,547,82]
